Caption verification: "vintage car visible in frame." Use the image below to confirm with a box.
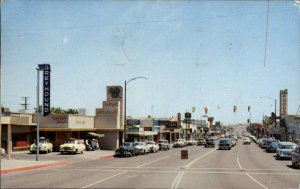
[30,137,53,154]
[205,139,215,148]
[243,137,251,145]
[59,138,85,154]
[115,142,139,157]
[187,140,197,146]
[146,141,159,153]
[134,142,150,155]
[158,140,171,150]
[218,138,231,150]
[197,139,206,146]
[291,144,300,169]
[173,139,186,148]
[276,142,296,160]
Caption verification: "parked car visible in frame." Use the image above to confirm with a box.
[218,138,231,150]
[205,139,215,148]
[291,144,300,169]
[59,138,85,154]
[173,139,186,148]
[197,139,206,146]
[260,138,269,149]
[158,140,171,150]
[115,142,139,157]
[30,137,53,154]
[146,141,159,153]
[266,140,279,153]
[276,142,297,160]
[243,137,251,145]
[134,142,150,155]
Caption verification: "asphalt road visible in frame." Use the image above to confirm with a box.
[1,139,300,188]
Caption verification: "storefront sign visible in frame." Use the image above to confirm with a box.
[280,89,288,116]
[158,120,177,128]
[38,64,51,116]
[127,119,140,126]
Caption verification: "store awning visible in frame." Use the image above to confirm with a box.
[126,131,158,136]
[86,132,104,138]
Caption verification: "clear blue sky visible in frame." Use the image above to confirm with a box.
[2,0,300,124]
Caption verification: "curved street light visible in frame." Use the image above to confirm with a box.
[124,76,149,142]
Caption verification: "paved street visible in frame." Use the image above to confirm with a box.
[1,137,299,189]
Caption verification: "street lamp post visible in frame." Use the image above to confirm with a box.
[124,77,148,142]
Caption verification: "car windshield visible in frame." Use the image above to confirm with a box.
[123,142,132,147]
[146,142,155,145]
[219,140,229,144]
[281,145,295,149]
[65,140,75,144]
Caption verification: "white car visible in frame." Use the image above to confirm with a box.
[146,141,159,153]
[59,138,85,154]
[243,137,251,145]
[134,142,150,155]
[173,139,186,148]
[30,137,53,154]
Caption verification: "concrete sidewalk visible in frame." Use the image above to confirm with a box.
[0,150,115,174]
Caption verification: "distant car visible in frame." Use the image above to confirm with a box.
[205,139,215,148]
[197,139,206,146]
[115,142,139,157]
[59,138,85,154]
[218,138,231,150]
[134,142,150,155]
[243,137,251,145]
[158,140,171,150]
[230,138,236,147]
[30,137,53,154]
[291,144,300,169]
[276,142,297,160]
[173,139,186,148]
[146,141,159,153]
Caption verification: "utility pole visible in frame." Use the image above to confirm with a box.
[21,97,30,110]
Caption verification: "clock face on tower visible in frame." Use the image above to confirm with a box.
[109,87,121,98]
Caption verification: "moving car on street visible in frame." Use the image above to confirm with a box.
[115,142,139,157]
[30,137,53,154]
[218,138,231,150]
[243,137,251,145]
[59,138,85,154]
[205,138,215,148]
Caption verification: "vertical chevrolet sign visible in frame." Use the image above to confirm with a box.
[39,64,51,116]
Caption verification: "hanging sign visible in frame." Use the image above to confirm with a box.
[38,64,51,116]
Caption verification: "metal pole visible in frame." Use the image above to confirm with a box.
[124,80,127,142]
[36,68,40,161]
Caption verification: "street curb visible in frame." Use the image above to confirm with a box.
[0,162,67,174]
[100,155,114,159]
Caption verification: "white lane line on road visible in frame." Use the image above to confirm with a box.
[245,173,268,189]
[136,156,169,168]
[81,171,127,188]
[183,149,215,168]
[171,172,184,188]
[237,151,243,170]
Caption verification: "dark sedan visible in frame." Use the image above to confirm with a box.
[218,138,231,150]
[115,142,139,157]
[205,139,215,148]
